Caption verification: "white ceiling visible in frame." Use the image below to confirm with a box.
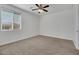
[12,4,74,15]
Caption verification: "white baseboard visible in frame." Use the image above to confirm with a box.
[0,34,39,46]
[40,34,72,40]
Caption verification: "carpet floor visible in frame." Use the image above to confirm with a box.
[0,35,79,55]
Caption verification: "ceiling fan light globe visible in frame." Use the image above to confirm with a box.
[38,9,43,13]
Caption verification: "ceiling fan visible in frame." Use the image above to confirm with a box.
[32,4,49,13]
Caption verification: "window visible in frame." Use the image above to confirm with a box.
[0,10,21,31]
[13,13,21,30]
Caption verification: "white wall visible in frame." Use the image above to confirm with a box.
[0,4,76,46]
[40,9,75,40]
[0,4,40,45]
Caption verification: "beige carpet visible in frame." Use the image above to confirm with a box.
[0,35,79,55]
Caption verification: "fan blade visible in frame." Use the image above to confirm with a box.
[35,4,39,7]
[43,5,49,8]
[32,9,38,11]
[43,9,48,12]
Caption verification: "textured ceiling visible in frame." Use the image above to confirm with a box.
[12,4,74,15]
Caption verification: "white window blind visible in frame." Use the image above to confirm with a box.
[13,13,21,29]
